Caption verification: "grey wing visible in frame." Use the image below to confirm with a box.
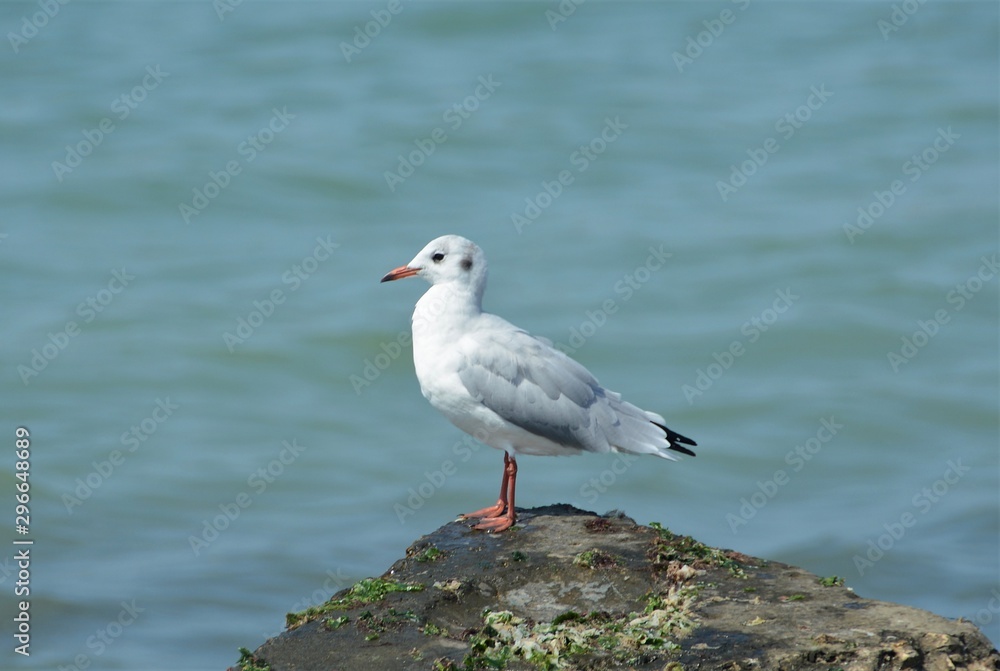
[455,324,684,457]
[455,326,608,452]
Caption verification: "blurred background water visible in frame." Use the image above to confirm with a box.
[1,1,997,668]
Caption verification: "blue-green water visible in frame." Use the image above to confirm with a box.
[1,1,997,668]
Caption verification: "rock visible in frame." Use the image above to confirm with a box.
[232,505,999,670]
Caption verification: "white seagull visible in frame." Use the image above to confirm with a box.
[381,235,696,532]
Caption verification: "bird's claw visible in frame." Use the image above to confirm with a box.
[472,513,516,533]
[459,501,506,520]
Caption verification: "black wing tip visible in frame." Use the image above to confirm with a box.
[669,444,697,457]
[651,421,698,456]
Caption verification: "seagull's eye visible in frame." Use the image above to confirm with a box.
[431,252,445,263]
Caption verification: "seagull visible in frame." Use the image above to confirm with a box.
[381,235,696,532]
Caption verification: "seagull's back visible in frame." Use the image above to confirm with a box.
[389,234,696,461]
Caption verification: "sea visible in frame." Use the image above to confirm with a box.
[1,1,997,668]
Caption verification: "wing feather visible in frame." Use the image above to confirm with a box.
[456,325,605,452]
[454,317,695,458]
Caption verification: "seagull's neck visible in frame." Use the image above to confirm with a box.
[412,282,483,341]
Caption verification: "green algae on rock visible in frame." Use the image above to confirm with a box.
[285,577,424,629]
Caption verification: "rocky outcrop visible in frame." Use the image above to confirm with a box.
[233,505,999,670]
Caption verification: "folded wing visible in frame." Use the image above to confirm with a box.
[455,320,696,459]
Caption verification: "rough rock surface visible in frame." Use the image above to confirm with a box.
[234,505,999,671]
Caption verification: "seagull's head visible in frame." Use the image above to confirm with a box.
[381,235,488,297]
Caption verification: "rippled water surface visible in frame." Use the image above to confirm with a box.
[1,2,997,668]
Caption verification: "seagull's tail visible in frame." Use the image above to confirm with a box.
[601,392,697,460]
[652,421,697,457]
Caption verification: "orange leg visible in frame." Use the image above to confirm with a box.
[469,453,517,533]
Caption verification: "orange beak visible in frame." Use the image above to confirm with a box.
[380,265,420,283]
